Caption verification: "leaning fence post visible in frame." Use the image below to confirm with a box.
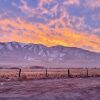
[45,68,48,78]
[18,68,21,79]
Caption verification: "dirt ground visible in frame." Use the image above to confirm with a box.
[0,78,100,100]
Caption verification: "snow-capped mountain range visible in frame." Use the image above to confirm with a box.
[0,42,100,61]
[0,42,100,68]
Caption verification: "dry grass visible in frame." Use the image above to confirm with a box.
[0,69,19,80]
[21,69,46,80]
[69,68,87,77]
[47,69,68,78]
[88,68,100,77]
[0,68,100,80]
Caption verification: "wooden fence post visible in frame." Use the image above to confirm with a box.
[68,68,70,77]
[45,68,48,78]
[18,68,21,79]
[86,68,88,77]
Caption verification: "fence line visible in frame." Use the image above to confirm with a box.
[0,68,100,80]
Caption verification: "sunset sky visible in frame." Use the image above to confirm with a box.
[0,0,100,52]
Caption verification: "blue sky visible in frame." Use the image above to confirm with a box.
[0,0,100,52]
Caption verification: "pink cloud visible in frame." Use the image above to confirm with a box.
[84,0,100,9]
[63,0,80,5]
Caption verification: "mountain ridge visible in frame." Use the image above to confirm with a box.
[0,42,100,68]
[0,41,99,53]
[0,41,100,60]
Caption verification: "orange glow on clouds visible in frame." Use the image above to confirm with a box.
[0,18,100,52]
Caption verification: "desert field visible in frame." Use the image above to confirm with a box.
[0,78,100,100]
[0,68,100,100]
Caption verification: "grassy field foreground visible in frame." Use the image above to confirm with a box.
[0,78,100,100]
